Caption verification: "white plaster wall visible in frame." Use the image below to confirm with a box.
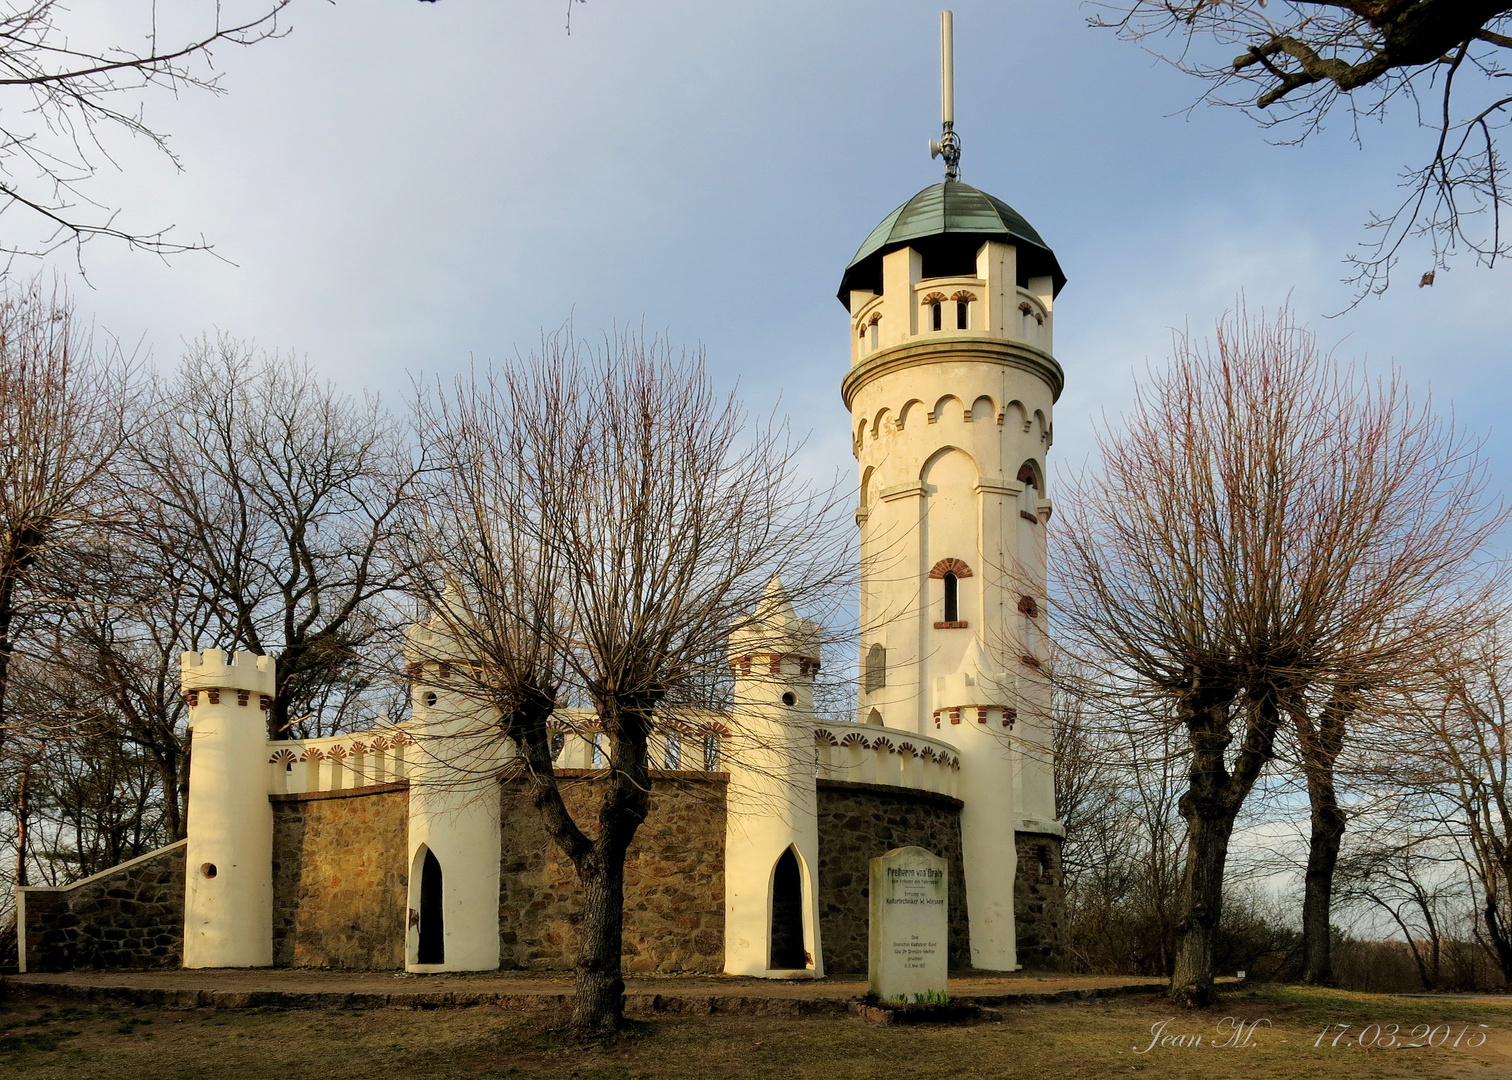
[182,650,276,968]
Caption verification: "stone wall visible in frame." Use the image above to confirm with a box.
[271,783,409,969]
[814,780,969,973]
[21,840,186,972]
[499,770,727,973]
[1013,831,1065,969]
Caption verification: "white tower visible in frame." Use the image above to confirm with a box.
[839,19,1065,969]
[182,649,276,968]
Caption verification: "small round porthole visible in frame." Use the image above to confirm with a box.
[423,691,438,707]
[201,863,218,879]
[781,692,796,707]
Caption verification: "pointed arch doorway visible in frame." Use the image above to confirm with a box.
[769,846,807,970]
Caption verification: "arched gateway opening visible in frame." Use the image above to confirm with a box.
[417,848,445,965]
[769,847,807,969]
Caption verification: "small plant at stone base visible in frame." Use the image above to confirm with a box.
[911,990,951,1006]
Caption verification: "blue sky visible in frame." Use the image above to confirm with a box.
[55,0,1512,501]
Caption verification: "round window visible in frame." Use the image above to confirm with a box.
[201,863,218,879]
[781,692,796,707]
[423,691,438,707]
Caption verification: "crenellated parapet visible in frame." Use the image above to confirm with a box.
[181,649,276,708]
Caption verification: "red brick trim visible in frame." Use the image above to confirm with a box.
[933,621,969,629]
[928,558,973,579]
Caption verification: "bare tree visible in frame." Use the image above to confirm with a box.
[1385,627,1512,983]
[1056,303,1501,1004]
[0,279,128,758]
[1092,2,1512,299]
[403,330,847,1032]
[0,1,294,263]
[126,336,417,739]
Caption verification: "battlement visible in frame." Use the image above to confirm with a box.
[404,614,469,666]
[181,649,276,697]
[728,577,822,665]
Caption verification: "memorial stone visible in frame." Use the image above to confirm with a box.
[868,845,948,1002]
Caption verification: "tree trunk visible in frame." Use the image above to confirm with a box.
[1483,884,1512,983]
[1300,791,1345,983]
[1295,695,1350,984]
[1169,683,1274,1007]
[14,763,30,887]
[1170,806,1236,1007]
[570,848,628,1032]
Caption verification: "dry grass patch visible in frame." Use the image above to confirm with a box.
[1,985,1509,1079]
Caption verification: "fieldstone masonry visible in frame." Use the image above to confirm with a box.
[815,780,970,973]
[1013,832,1065,968]
[499,770,728,973]
[21,840,186,972]
[271,784,409,968]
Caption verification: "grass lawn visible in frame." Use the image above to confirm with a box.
[2,983,1509,1079]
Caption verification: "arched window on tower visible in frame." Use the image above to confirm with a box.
[864,643,886,693]
[952,291,976,330]
[869,314,881,350]
[929,558,972,628]
[931,300,943,331]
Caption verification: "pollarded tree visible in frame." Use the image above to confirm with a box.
[1056,303,1501,1004]
[402,330,848,1033]
[1093,2,1512,298]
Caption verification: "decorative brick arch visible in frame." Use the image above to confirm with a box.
[929,558,973,580]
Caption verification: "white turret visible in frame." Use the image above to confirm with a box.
[182,649,276,968]
[402,611,502,972]
[841,179,1065,969]
[722,577,825,977]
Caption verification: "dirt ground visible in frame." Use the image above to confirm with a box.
[7,967,1160,999]
[3,983,1511,1080]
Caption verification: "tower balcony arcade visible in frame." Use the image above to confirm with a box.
[849,240,1055,366]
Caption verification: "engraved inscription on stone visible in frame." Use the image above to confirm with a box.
[868,845,948,1003]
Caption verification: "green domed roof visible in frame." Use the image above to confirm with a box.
[838,180,1065,304]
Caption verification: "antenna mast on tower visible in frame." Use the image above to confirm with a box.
[928,10,961,182]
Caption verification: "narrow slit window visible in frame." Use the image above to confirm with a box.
[931,301,942,331]
[956,300,969,329]
[869,319,880,349]
[943,572,959,623]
